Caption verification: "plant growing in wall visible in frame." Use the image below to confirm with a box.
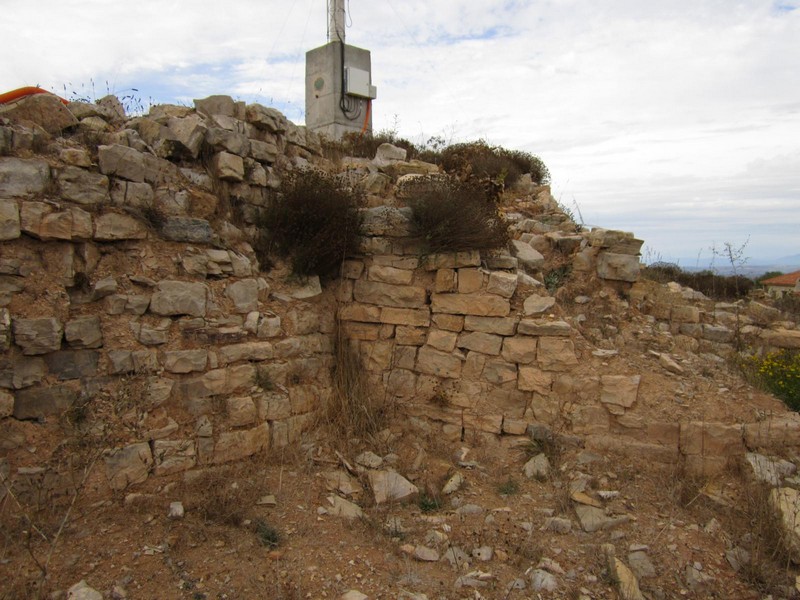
[258,169,364,277]
[408,175,510,254]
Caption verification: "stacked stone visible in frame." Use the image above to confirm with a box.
[0,94,332,493]
[337,205,584,439]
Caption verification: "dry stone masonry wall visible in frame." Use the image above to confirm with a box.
[2,92,800,501]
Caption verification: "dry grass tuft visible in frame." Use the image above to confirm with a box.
[316,328,391,446]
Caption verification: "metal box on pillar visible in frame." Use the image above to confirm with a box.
[305,0,377,140]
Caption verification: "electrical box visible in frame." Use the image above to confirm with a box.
[345,66,377,99]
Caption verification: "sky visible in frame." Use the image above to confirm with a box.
[2,0,799,267]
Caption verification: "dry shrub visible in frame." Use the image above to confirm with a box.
[256,169,363,277]
[727,479,795,594]
[317,329,389,444]
[408,175,509,254]
[181,466,260,526]
[439,140,550,187]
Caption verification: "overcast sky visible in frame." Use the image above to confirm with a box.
[2,0,798,266]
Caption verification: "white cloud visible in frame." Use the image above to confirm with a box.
[1,0,798,264]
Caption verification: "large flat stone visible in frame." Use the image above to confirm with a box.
[150,280,208,317]
[416,346,462,379]
[12,317,63,355]
[431,293,510,317]
[104,442,153,490]
[94,213,147,241]
[354,280,427,308]
[14,384,77,419]
[0,157,50,197]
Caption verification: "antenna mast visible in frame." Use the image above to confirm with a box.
[328,0,346,43]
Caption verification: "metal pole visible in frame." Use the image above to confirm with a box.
[328,0,346,43]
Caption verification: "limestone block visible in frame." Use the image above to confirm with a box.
[435,268,457,293]
[744,415,800,449]
[56,166,109,205]
[360,206,413,237]
[597,252,640,282]
[671,305,700,324]
[225,279,259,313]
[0,199,20,240]
[131,319,170,345]
[4,93,78,134]
[703,324,733,343]
[45,350,99,380]
[680,422,744,456]
[205,127,250,157]
[368,264,413,285]
[211,151,244,182]
[482,359,517,385]
[164,350,208,373]
[165,115,207,158]
[387,368,417,397]
[501,336,538,364]
[273,335,324,358]
[487,271,518,298]
[373,142,407,166]
[150,280,207,317]
[249,139,279,163]
[93,212,147,241]
[457,331,503,355]
[537,337,578,371]
[153,440,196,476]
[65,316,103,349]
[98,144,147,182]
[354,280,426,308]
[161,217,214,244]
[427,329,458,352]
[463,315,517,336]
[457,268,483,293]
[512,240,545,271]
[342,322,381,341]
[256,314,282,339]
[518,319,571,336]
[104,442,154,490]
[245,104,289,134]
[258,392,291,421]
[416,346,462,378]
[368,470,418,504]
[285,308,320,336]
[761,329,800,350]
[523,295,556,316]
[107,349,158,374]
[194,94,236,117]
[0,157,50,197]
[219,341,274,364]
[0,389,12,418]
[600,375,641,413]
[0,356,45,389]
[431,293,510,317]
[432,314,464,332]
[380,307,430,327]
[213,423,270,464]
[13,384,77,419]
[518,367,552,393]
[339,303,382,323]
[423,251,481,271]
[226,396,257,427]
[12,317,63,355]
[393,346,417,370]
[396,326,427,346]
[341,260,364,279]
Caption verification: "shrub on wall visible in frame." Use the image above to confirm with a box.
[408,175,510,254]
[257,169,363,277]
[438,140,550,187]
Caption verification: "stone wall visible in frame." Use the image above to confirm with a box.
[2,92,800,500]
[0,93,333,494]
